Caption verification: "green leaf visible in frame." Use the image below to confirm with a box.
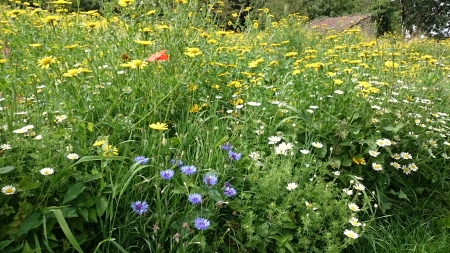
[0,240,13,250]
[17,212,42,237]
[77,207,89,222]
[22,241,34,253]
[207,188,224,202]
[0,166,14,174]
[384,123,405,133]
[172,186,188,194]
[51,209,84,253]
[88,208,98,223]
[87,122,94,132]
[214,135,229,148]
[342,158,352,167]
[63,183,86,205]
[255,222,269,237]
[18,178,41,192]
[95,196,108,217]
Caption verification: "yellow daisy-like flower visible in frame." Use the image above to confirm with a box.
[384,60,399,68]
[118,0,135,7]
[184,47,202,57]
[149,122,168,131]
[103,145,118,156]
[129,60,147,69]
[189,104,200,113]
[62,68,81,77]
[93,140,106,147]
[285,52,298,57]
[38,56,56,69]
[42,15,61,23]
[352,157,366,165]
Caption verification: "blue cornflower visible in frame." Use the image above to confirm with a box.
[160,169,175,180]
[221,142,233,151]
[188,193,202,205]
[180,165,197,175]
[203,174,218,186]
[228,150,242,161]
[224,187,237,197]
[131,200,149,215]
[194,217,210,230]
[134,156,149,165]
[170,159,183,167]
[224,182,231,188]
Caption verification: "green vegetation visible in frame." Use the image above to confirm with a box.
[1,0,450,252]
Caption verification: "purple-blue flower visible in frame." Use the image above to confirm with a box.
[160,169,175,180]
[224,182,231,188]
[228,150,242,161]
[194,217,210,230]
[224,187,237,197]
[134,156,149,165]
[131,200,149,215]
[170,159,183,167]
[180,165,197,175]
[203,174,218,186]
[188,193,202,204]
[221,142,233,151]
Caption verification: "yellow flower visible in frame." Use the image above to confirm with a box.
[118,0,135,7]
[146,10,157,15]
[42,15,61,23]
[333,79,344,85]
[135,40,153,46]
[103,145,118,156]
[123,60,148,69]
[149,122,168,130]
[352,157,366,165]
[184,47,202,57]
[62,68,81,77]
[64,44,78,49]
[38,56,56,69]
[189,104,200,113]
[29,44,43,47]
[93,140,106,147]
[384,60,399,68]
[253,22,259,29]
[285,52,298,58]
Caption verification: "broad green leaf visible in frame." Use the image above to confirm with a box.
[255,222,269,237]
[51,209,84,253]
[63,183,86,205]
[95,196,108,217]
[77,207,89,222]
[88,208,98,223]
[17,212,42,237]
[207,188,224,202]
[0,240,13,250]
[0,166,14,174]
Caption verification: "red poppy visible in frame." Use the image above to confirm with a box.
[146,50,168,62]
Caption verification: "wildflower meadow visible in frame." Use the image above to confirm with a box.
[1,0,450,252]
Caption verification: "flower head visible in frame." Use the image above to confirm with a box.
[134,156,149,165]
[146,50,168,62]
[67,153,79,160]
[349,217,362,227]
[286,182,298,191]
[170,159,183,167]
[372,163,383,171]
[188,193,202,205]
[40,167,54,176]
[180,165,197,175]
[184,47,202,57]
[268,136,281,145]
[224,187,237,197]
[203,174,218,185]
[311,142,323,148]
[348,203,360,212]
[149,122,168,131]
[344,229,359,239]
[228,150,242,161]
[38,56,56,69]
[193,217,210,230]
[220,143,232,151]
[131,200,149,215]
[160,169,175,180]
[2,185,16,195]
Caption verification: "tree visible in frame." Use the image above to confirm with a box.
[397,0,450,37]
